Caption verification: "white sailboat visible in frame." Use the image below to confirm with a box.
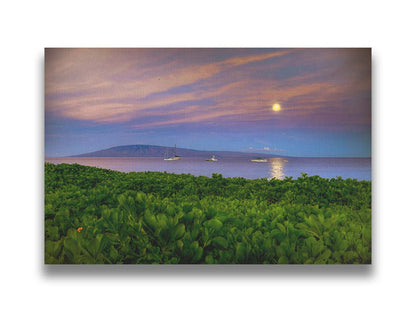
[250,157,268,163]
[205,155,218,161]
[164,144,181,160]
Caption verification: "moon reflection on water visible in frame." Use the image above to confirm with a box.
[269,157,287,180]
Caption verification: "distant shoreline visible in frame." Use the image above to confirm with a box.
[46,155,371,160]
[61,144,370,159]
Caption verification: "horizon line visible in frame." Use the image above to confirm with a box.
[45,143,371,159]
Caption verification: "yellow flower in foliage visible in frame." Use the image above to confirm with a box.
[77,227,83,233]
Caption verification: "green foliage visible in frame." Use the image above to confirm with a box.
[45,163,371,264]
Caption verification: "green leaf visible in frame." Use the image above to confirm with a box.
[46,226,60,241]
[277,223,286,233]
[235,242,247,262]
[177,240,184,250]
[205,255,215,264]
[205,218,223,231]
[212,236,229,249]
[45,240,62,258]
[192,247,203,262]
[174,224,185,240]
[278,256,288,264]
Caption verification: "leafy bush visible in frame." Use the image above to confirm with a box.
[45,163,371,264]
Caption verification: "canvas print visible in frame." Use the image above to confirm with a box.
[45,48,371,264]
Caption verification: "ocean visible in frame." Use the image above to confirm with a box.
[45,156,371,181]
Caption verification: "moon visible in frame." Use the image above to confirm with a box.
[272,103,281,112]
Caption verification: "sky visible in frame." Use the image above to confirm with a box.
[45,48,371,157]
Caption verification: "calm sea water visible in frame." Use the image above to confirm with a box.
[45,157,371,181]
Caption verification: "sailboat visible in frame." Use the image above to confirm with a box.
[250,157,268,163]
[205,155,218,161]
[164,144,181,160]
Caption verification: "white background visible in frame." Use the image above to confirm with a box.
[1,0,415,311]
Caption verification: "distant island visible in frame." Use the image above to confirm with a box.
[70,144,282,158]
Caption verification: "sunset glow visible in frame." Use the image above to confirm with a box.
[45,48,371,157]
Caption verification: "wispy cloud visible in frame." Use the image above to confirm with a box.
[45,48,371,130]
[46,49,292,122]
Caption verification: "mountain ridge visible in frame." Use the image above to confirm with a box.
[70,144,282,158]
